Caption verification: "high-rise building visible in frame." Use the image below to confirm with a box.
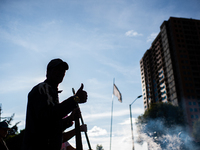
[140,17,200,130]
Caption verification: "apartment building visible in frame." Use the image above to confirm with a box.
[140,17,200,129]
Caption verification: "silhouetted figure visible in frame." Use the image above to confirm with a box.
[22,58,87,150]
[0,121,10,150]
[61,123,87,150]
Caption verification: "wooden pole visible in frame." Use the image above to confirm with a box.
[75,112,83,150]
[72,88,92,150]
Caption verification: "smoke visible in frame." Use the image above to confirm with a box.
[136,119,199,150]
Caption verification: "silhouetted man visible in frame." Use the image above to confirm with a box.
[0,121,10,150]
[22,58,87,150]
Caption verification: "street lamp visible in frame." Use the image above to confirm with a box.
[129,95,142,150]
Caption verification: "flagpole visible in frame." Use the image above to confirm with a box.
[109,78,115,150]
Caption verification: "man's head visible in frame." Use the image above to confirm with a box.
[0,121,10,138]
[46,59,69,85]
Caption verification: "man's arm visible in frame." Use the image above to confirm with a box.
[46,83,87,119]
[30,91,77,120]
[62,124,87,142]
[29,83,87,121]
[62,108,82,131]
[63,128,76,142]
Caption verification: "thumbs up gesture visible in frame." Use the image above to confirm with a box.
[75,83,88,103]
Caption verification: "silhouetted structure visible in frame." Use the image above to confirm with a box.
[22,58,88,150]
[140,17,200,132]
[0,104,19,135]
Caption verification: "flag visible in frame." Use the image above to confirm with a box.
[113,84,122,103]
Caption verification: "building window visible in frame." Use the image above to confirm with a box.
[189,102,192,105]
[191,115,194,119]
[160,81,164,85]
[160,75,164,80]
[159,70,163,75]
[155,97,159,102]
[190,108,193,112]
[194,108,198,112]
[161,91,166,95]
[193,102,196,105]
[161,86,165,90]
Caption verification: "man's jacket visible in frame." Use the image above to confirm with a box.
[22,80,77,150]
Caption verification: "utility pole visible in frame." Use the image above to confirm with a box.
[0,103,2,121]
[129,95,142,150]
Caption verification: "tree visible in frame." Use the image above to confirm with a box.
[0,104,20,135]
[137,102,186,128]
[136,102,188,149]
[96,144,104,150]
[5,129,25,150]
[1,104,23,150]
[192,118,200,142]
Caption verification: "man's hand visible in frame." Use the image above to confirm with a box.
[75,83,87,103]
[80,124,87,132]
[69,108,81,121]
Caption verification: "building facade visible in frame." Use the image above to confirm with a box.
[140,17,200,130]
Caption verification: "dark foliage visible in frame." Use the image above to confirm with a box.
[136,102,190,149]
[192,119,200,142]
[137,102,186,128]
[96,144,104,150]
[5,129,25,150]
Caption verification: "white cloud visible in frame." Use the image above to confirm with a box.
[119,118,131,125]
[84,109,128,121]
[96,54,141,79]
[147,32,158,42]
[125,30,143,37]
[88,126,108,136]
[119,117,139,125]
[0,75,44,94]
[84,108,144,121]
[0,28,40,52]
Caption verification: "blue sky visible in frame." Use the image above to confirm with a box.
[0,0,200,149]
